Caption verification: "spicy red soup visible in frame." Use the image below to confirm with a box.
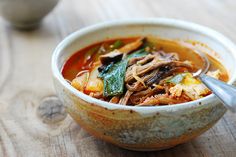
[62,36,228,106]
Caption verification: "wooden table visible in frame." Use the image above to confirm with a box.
[0,0,236,156]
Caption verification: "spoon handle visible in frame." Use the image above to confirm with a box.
[199,74,236,112]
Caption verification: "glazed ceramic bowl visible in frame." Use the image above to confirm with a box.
[0,0,59,29]
[52,18,236,151]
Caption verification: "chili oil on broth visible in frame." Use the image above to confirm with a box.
[146,36,228,82]
[62,37,140,81]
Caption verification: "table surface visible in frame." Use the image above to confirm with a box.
[0,0,236,156]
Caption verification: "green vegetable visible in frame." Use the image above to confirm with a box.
[112,40,124,50]
[127,49,148,59]
[98,63,114,78]
[102,49,148,97]
[103,61,128,96]
[166,73,187,84]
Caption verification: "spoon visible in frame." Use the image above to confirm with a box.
[193,50,236,112]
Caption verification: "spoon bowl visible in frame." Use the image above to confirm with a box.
[192,50,210,77]
[192,48,236,112]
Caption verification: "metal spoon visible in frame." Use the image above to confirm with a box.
[193,50,236,112]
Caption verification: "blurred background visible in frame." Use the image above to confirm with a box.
[0,0,234,38]
[0,0,235,157]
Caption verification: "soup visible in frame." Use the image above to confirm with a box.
[62,37,228,106]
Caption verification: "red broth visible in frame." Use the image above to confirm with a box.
[62,37,140,81]
[62,37,228,82]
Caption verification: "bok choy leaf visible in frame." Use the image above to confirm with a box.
[102,49,148,97]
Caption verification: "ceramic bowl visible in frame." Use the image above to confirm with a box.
[52,18,236,151]
[0,0,59,29]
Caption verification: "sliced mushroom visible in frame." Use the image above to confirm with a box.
[99,49,123,65]
[99,37,145,65]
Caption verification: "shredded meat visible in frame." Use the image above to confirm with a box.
[136,54,155,65]
[146,66,187,85]
[126,81,147,92]
[126,70,158,91]
[156,51,179,61]
[138,94,189,106]
[129,85,165,105]
[122,50,194,106]
[70,36,225,107]
[125,58,192,83]
[119,90,133,105]
[109,96,120,104]
[128,56,146,66]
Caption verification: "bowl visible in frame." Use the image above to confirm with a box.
[52,18,236,151]
[0,0,59,29]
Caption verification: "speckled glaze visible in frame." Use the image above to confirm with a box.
[52,18,236,151]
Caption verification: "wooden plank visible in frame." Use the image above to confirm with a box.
[0,0,236,156]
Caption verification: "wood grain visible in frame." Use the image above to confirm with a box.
[0,0,236,156]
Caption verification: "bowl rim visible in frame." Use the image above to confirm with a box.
[52,18,236,114]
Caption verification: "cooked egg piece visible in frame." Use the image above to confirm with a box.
[169,73,210,100]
